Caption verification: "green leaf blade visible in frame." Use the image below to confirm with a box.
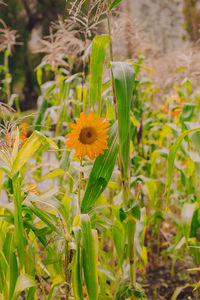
[167,128,200,204]
[110,62,135,177]
[72,227,84,300]
[12,274,37,300]
[109,0,123,10]
[12,131,46,173]
[81,122,119,213]
[81,214,98,300]
[89,35,109,111]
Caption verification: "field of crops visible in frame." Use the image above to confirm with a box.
[1,0,200,299]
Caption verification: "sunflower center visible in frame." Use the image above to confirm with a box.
[79,127,97,145]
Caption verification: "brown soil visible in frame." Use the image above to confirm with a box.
[139,259,199,300]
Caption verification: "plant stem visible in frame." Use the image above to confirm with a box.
[65,240,70,300]
[107,1,117,118]
[107,1,137,297]
[121,161,137,299]
[82,38,87,114]
[78,159,83,207]
[127,218,136,300]
[55,67,61,136]
[12,174,25,270]
[4,49,11,105]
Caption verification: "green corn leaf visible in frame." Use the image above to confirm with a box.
[12,175,25,269]
[12,131,46,173]
[24,202,59,233]
[45,137,59,149]
[0,150,12,170]
[3,232,18,299]
[98,265,116,282]
[60,151,70,171]
[127,218,136,270]
[166,128,200,205]
[72,227,84,300]
[34,98,48,131]
[171,284,191,300]
[81,214,98,300]
[36,67,43,85]
[12,274,37,300]
[112,220,125,259]
[110,62,135,178]
[0,248,8,299]
[47,276,64,300]
[81,122,119,213]
[182,103,195,121]
[146,179,157,209]
[42,168,66,179]
[11,127,19,165]
[181,202,196,242]
[25,192,68,224]
[0,169,2,195]
[12,131,57,173]
[89,35,109,112]
[109,0,123,11]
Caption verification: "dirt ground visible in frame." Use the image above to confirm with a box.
[140,259,199,299]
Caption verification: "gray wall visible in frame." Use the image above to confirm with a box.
[122,0,186,53]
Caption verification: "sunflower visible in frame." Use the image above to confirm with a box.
[65,111,110,160]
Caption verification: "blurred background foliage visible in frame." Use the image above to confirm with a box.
[0,0,67,110]
[0,0,200,111]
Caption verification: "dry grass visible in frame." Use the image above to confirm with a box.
[68,0,107,39]
[0,103,34,155]
[32,25,81,71]
[33,0,107,71]
[107,7,200,101]
[29,0,200,101]
[110,13,157,61]
[0,19,21,53]
[147,42,200,94]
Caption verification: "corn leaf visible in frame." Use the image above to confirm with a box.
[0,248,8,299]
[81,214,98,300]
[112,220,125,259]
[42,168,66,179]
[11,127,19,165]
[12,175,25,268]
[0,150,11,170]
[12,131,46,173]
[81,122,119,213]
[34,98,48,131]
[25,192,68,224]
[166,128,200,205]
[26,203,59,233]
[0,169,2,195]
[12,274,37,300]
[3,232,18,299]
[12,131,57,173]
[90,35,109,112]
[72,227,84,300]
[109,0,123,10]
[110,62,135,178]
